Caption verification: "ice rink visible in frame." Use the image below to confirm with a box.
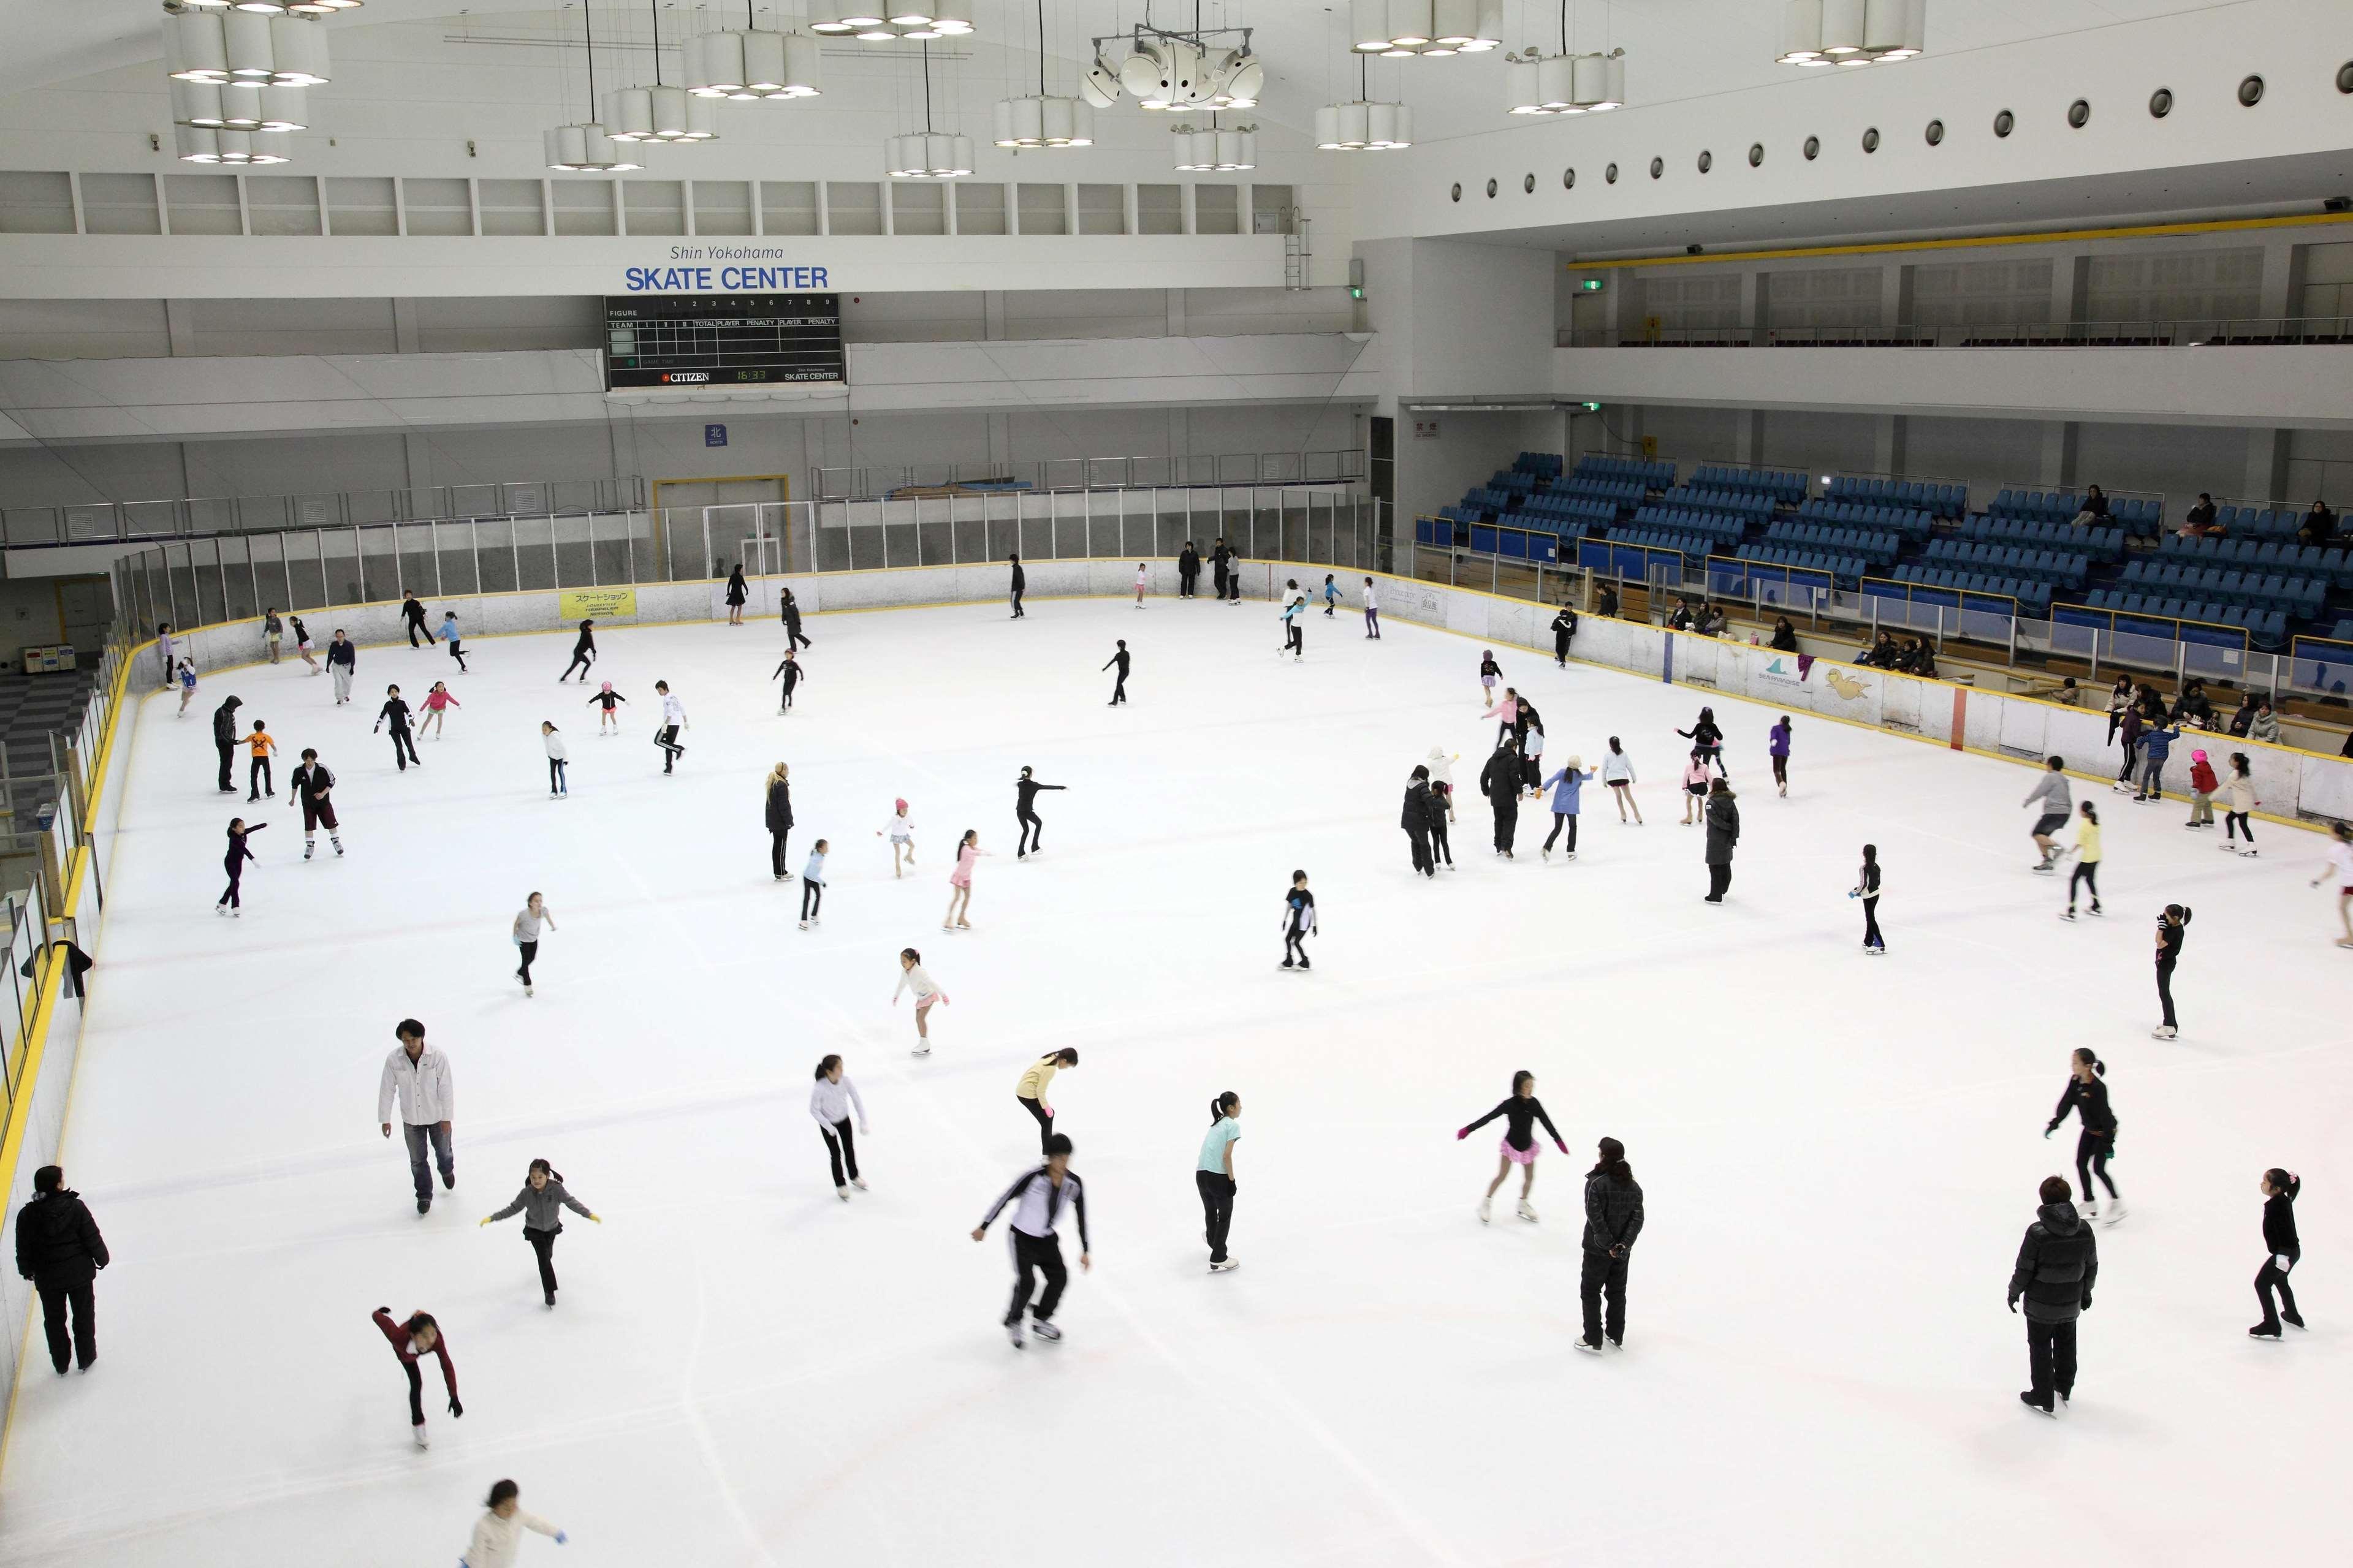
[1,594,2346,1567]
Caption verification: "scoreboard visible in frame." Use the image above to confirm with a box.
[603,294,845,390]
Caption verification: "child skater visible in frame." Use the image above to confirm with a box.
[588,681,626,734]
[245,719,276,802]
[894,947,948,1055]
[368,1306,458,1449]
[1677,706,1727,776]
[1679,749,1711,826]
[512,892,555,996]
[2045,1048,2122,1223]
[286,748,343,860]
[1457,1070,1568,1224]
[972,1132,1091,1349]
[175,659,199,716]
[2153,903,2192,1038]
[1602,737,1643,824]
[771,650,805,714]
[541,722,567,798]
[417,681,460,740]
[1478,650,1500,705]
[1362,576,1381,638]
[810,1054,869,1199]
[375,686,422,771]
[1014,768,1063,858]
[799,839,828,930]
[217,816,265,915]
[2222,752,2259,857]
[479,1157,598,1307]
[463,1480,566,1568]
[877,798,916,877]
[1321,572,1339,617]
[1539,756,1595,862]
[1280,869,1315,971]
[1279,578,1307,661]
[1768,714,1793,797]
[944,830,989,930]
[2060,801,2102,920]
[1849,843,1884,953]
[1198,1090,1241,1273]
[1016,1048,1079,1150]
[1426,746,1459,824]
[2249,1168,2304,1339]
[2311,821,2353,948]
[1135,562,1149,608]
[1101,640,1130,706]
[438,611,468,672]
[291,614,319,674]
[2186,748,2218,829]
[1427,781,1456,870]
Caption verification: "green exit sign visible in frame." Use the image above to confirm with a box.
[1578,278,1605,292]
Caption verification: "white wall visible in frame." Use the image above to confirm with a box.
[1904,416,2048,498]
[1396,409,1560,527]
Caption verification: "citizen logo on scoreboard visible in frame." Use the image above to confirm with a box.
[660,372,712,384]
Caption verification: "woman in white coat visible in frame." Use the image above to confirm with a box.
[463,1480,565,1568]
[1424,744,1458,823]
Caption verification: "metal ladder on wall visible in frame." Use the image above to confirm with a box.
[1284,220,1312,291]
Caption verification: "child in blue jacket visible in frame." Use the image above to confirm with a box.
[2135,721,2178,803]
[1540,757,1597,862]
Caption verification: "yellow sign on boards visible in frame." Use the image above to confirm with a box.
[558,588,637,619]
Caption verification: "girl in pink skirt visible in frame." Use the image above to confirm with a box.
[1478,650,1501,705]
[1456,1070,1567,1224]
[417,681,461,740]
[893,947,949,1055]
[944,829,990,931]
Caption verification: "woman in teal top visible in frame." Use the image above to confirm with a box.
[1197,1092,1242,1273]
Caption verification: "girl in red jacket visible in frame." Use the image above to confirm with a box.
[2185,748,2218,829]
[371,1306,460,1449]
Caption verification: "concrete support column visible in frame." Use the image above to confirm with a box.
[986,413,1012,472]
[391,299,420,354]
[2243,428,2291,504]
[1739,273,1765,340]
[1165,289,1186,337]
[164,300,197,357]
[1874,414,1907,476]
[2038,422,2079,488]
[2052,256,2090,326]
[1733,409,1764,466]
[2257,240,2306,321]
[983,291,1006,340]
[401,432,436,499]
[1882,263,1913,329]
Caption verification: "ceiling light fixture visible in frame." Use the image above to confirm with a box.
[685,2,823,99]
[174,127,289,164]
[545,0,641,173]
[180,0,363,12]
[811,7,973,42]
[1318,51,1413,150]
[1351,0,1502,56]
[1503,2,1627,115]
[1093,17,1260,111]
[172,78,306,131]
[994,0,1093,148]
[1777,0,1925,66]
[164,7,331,87]
[1172,117,1256,171]
[886,40,973,177]
[606,0,719,142]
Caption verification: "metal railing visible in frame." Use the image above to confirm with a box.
[0,476,648,549]
[814,449,1366,501]
[1559,316,2353,349]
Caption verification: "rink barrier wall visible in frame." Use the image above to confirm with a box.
[0,642,134,1460]
[127,560,2353,832]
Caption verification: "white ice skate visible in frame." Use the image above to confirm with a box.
[851,1178,867,1191]
[911,1044,932,1056]
[2150,1025,2178,1040]
[1209,1259,1240,1273]
[1477,1195,1492,1224]
[1573,1337,1603,1354]
[412,1424,430,1450]
[1028,1320,1062,1343]
[798,920,810,930]
[2100,1200,2127,1225]
[2238,847,2260,858]
[1006,1322,1025,1349]
[2059,910,2075,922]
[837,1185,850,1202]
[1516,1199,1538,1224]
[303,842,314,861]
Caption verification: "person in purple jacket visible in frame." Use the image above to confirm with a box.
[1539,756,1596,863]
[1769,715,1793,797]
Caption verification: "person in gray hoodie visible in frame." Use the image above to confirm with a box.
[481,1158,599,1308]
[2007,1175,2099,1415]
[1701,778,1739,903]
[2023,756,2072,872]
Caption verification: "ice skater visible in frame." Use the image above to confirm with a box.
[2153,903,2192,1039]
[1428,781,1456,869]
[245,719,276,801]
[1135,562,1150,607]
[1211,539,1231,600]
[1402,766,1435,877]
[1480,737,1523,857]
[2186,748,2218,828]
[588,681,627,734]
[370,1306,459,1448]
[1008,553,1026,618]
[1279,578,1307,660]
[798,840,827,929]
[653,681,687,774]
[2222,752,2259,857]
[1177,542,1199,598]
[374,685,422,771]
[1539,755,1594,862]
[1198,1091,1241,1273]
[417,680,459,740]
[726,563,748,624]
[211,694,243,791]
[216,816,264,915]
[560,618,596,681]
[1458,1070,1568,1223]
[972,1134,1091,1349]
[1703,778,1739,904]
[2060,801,2102,920]
[877,797,916,877]
[2112,702,2143,792]
[2045,1049,2121,1222]
[2023,755,2072,872]
[1362,577,1380,638]
[894,947,948,1055]
[1602,737,1641,824]
[1518,703,1546,793]
[463,1480,566,1568]
[1482,686,1521,745]
[286,748,343,860]
[438,611,468,672]
[541,722,567,797]
[291,615,319,674]
[1575,1137,1644,1353]
[175,659,199,716]
[1101,640,1130,705]
[2134,717,2178,801]
[2311,821,2353,947]
[1013,767,1063,858]
[379,1018,455,1214]
[771,650,805,713]
[945,829,990,930]
[1679,749,1710,827]
[1426,746,1458,824]
[1280,870,1315,969]
[1768,715,1792,797]
[1478,650,1500,705]
[2007,1176,2097,1417]
[1676,706,1727,776]
[401,591,431,648]
[15,1165,107,1376]
[155,621,177,689]
[810,1055,869,1198]
[480,1157,597,1306]
[1016,1048,1079,1150]
[1850,843,1884,953]
[1551,604,1578,665]
[781,586,811,650]
[512,892,555,996]
[329,629,359,703]
[2249,1168,2304,1339]
[764,762,794,880]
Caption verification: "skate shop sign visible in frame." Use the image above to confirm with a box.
[558,588,637,620]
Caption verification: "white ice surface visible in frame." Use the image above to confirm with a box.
[1,599,2346,1568]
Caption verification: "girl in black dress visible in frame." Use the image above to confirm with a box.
[2249,1168,2303,1339]
[2044,1048,2123,1224]
[561,619,596,681]
[1014,767,1065,858]
[1677,706,1727,776]
[725,564,748,625]
[1458,1070,1567,1224]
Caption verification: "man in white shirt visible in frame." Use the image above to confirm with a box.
[972,1134,1091,1349]
[378,1018,454,1214]
[653,680,689,775]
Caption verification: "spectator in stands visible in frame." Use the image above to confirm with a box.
[2183,494,2219,537]
[1667,600,1696,632]
[2171,680,2214,729]
[1696,604,1728,638]
[2074,485,2110,527]
[1769,616,1798,653]
[1911,642,1940,680]
[2227,692,2259,737]
[2299,499,2338,548]
[1855,631,1896,667]
[1595,583,1620,619]
[2251,700,2282,744]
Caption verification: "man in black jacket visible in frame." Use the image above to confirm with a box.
[1008,553,1026,619]
[400,590,430,647]
[1177,542,1199,599]
[1479,738,1522,857]
[210,695,243,793]
[2007,1175,2098,1415]
[1576,1137,1644,1352]
[15,1165,108,1374]
[1550,606,1578,667]
[1210,537,1230,601]
[1401,768,1435,877]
